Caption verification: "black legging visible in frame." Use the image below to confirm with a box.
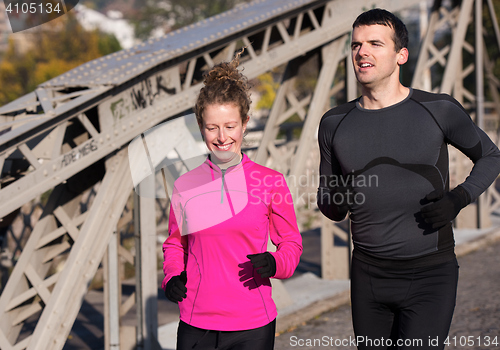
[176,319,276,350]
[351,257,459,350]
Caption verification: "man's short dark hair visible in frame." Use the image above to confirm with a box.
[352,8,408,52]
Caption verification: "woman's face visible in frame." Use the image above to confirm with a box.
[200,104,248,163]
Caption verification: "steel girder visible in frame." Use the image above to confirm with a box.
[0,150,133,350]
[0,0,422,220]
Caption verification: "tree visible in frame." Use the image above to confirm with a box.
[0,13,122,106]
[132,0,252,40]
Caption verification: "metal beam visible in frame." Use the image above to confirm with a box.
[134,184,160,350]
[25,150,132,350]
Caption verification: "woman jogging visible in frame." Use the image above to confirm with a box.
[162,51,303,350]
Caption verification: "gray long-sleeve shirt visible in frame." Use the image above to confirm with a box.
[317,88,500,267]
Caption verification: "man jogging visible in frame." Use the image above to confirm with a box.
[317,8,500,350]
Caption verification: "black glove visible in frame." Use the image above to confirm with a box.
[247,252,276,278]
[164,271,187,303]
[420,186,470,229]
[331,184,354,208]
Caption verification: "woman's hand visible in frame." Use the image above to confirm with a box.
[247,253,276,278]
[164,271,187,303]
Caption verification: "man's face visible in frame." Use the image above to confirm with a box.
[351,24,408,89]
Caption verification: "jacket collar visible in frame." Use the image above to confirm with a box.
[205,153,249,174]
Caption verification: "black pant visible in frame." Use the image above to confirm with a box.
[176,319,276,350]
[351,257,459,350]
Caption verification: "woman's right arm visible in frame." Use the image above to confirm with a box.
[162,190,188,290]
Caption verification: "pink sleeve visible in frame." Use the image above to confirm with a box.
[161,189,188,290]
[268,175,303,279]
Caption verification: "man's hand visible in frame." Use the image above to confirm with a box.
[317,174,355,222]
[247,253,276,278]
[331,185,355,210]
[420,186,469,229]
[164,271,187,303]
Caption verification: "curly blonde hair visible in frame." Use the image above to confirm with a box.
[194,51,251,126]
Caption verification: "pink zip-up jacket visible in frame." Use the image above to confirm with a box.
[162,153,303,331]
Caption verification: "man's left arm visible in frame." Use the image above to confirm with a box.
[443,98,500,201]
[421,96,500,228]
